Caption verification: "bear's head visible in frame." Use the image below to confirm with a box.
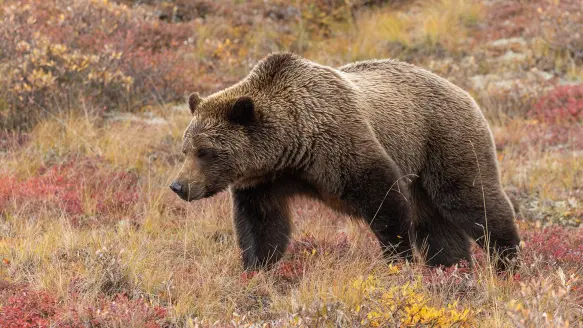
[171,91,280,201]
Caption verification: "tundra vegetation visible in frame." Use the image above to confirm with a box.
[0,0,582,327]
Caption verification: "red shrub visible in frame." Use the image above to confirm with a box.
[57,294,168,328]
[530,84,583,125]
[521,226,583,267]
[0,286,58,328]
[0,157,139,222]
[0,283,168,328]
[273,259,305,282]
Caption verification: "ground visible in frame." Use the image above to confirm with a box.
[0,0,582,327]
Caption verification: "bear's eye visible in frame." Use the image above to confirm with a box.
[196,148,214,161]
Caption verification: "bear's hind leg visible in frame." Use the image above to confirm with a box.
[468,191,521,272]
[423,178,520,272]
[421,138,521,272]
[410,181,472,267]
[231,181,293,271]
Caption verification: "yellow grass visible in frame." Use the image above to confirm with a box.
[305,0,484,64]
[1,110,581,325]
[1,0,582,326]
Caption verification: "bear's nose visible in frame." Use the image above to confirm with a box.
[169,181,183,194]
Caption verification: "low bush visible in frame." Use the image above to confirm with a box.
[530,84,583,125]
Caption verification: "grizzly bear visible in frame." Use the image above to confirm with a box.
[170,52,520,272]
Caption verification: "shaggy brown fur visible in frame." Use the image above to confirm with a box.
[171,52,520,272]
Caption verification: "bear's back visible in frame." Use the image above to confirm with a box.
[338,59,490,175]
[338,59,477,118]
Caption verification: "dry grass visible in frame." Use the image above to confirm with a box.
[1,0,583,327]
[304,0,484,64]
[1,109,582,326]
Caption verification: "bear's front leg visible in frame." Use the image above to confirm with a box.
[342,156,414,262]
[231,181,292,271]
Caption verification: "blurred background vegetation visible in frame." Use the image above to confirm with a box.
[1,0,582,129]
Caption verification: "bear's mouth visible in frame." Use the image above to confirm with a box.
[183,188,219,202]
[200,189,220,199]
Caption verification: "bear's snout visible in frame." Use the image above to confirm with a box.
[169,180,211,201]
[170,180,192,201]
[169,181,183,194]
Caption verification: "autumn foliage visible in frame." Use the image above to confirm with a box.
[0,157,139,224]
[0,283,167,328]
[0,0,582,326]
[530,84,583,125]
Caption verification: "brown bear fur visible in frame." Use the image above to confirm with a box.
[172,52,520,272]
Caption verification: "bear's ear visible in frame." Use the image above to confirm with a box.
[227,96,256,125]
[188,92,202,115]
